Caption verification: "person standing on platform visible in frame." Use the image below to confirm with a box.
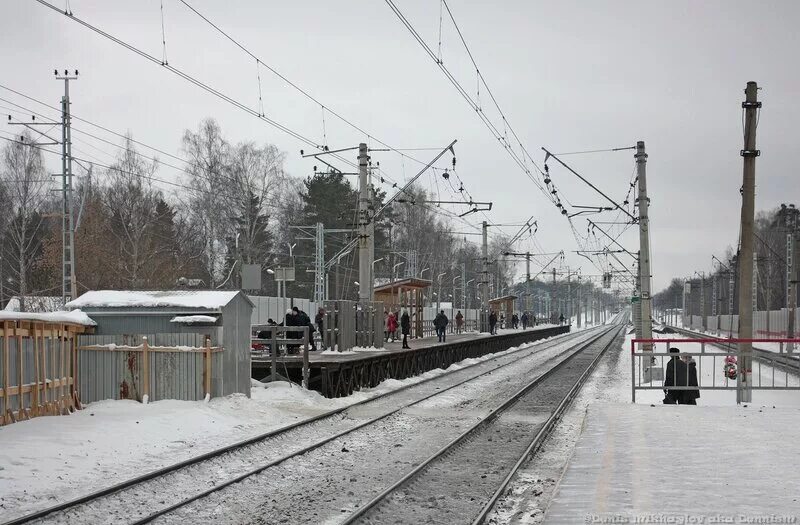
[434,310,449,342]
[315,308,325,339]
[663,347,688,404]
[521,312,529,330]
[293,306,315,351]
[489,310,498,335]
[400,309,411,349]
[387,311,398,342]
[682,354,700,405]
[384,310,390,342]
[455,310,464,334]
[558,313,565,325]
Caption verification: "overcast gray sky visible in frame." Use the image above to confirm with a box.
[3,0,798,292]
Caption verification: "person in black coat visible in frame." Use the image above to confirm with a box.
[682,355,700,405]
[434,310,449,343]
[292,306,316,351]
[663,347,688,404]
[400,309,411,349]
[488,310,497,335]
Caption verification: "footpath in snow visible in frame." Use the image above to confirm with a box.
[545,403,800,523]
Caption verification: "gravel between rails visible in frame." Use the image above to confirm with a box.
[148,327,616,525]
[25,329,602,525]
[349,327,623,525]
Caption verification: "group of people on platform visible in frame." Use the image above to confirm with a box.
[384,309,412,349]
[255,306,318,354]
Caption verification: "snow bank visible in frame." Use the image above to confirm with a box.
[0,309,96,326]
[65,290,239,310]
[169,315,218,324]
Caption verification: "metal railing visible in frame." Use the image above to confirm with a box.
[252,325,310,388]
[631,337,800,402]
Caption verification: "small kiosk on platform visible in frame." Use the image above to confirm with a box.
[373,278,432,339]
[489,295,518,327]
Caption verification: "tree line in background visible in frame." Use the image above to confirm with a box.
[653,205,800,317]
[0,117,617,313]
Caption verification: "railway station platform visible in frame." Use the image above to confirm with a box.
[545,403,800,523]
[252,325,570,398]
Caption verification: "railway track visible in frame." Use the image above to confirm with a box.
[341,324,625,525]
[7,325,610,525]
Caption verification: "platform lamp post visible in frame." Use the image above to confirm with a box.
[393,262,404,309]
[466,279,475,309]
[436,272,447,311]
[453,275,462,309]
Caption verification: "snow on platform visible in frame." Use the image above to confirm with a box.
[545,403,800,523]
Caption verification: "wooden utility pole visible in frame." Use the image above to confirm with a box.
[736,81,760,404]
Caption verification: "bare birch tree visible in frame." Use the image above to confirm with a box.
[182,118,230,287]
[102,135,165,288]
[0,134,50,310]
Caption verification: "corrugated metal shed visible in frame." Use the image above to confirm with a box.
[67,290,253,402]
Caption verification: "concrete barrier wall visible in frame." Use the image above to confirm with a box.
[687,309,798,338]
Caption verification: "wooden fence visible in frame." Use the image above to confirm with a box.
[78,335,224,403]
[321,300,385,352]
[0,320,87,426]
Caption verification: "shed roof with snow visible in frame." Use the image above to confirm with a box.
[66,290,253,311]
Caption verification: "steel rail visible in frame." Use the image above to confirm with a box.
[4,327,598,525]
[341,324,622,524]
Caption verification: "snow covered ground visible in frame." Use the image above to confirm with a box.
[546,403,800,523]
[0,334,567,521]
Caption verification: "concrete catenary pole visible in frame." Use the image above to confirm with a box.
[480,221,489,332]
[736,81,760,403]
[358,143,370,303]
[576,276,582,328]
[56,70,79,303]
[636,141,654,351]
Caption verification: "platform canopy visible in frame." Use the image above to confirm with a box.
[489,295,518,316]
[373,278,432,338]
[373,277,433,294]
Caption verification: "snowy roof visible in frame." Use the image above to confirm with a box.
[3,296,64,313]
[170,315,219,324]
[0,309,97,326]
[66,290,244,310]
